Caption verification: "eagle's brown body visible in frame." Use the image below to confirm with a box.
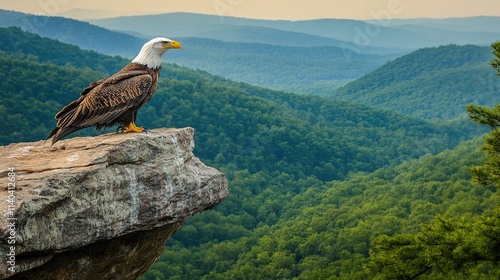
[47,37,181,145]
[47,63,160,144]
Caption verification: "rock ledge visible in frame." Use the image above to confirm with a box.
[0,128,228,279]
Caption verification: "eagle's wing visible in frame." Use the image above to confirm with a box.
[53,77,107,124]
[48,70,153,143]
[67,73,152,127]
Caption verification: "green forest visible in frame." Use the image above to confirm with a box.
[165,37,396,94]
[0,9,400,96]
[331,44,500,120]
[1,27,500,279]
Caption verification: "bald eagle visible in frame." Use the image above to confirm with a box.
[47,37,182,145]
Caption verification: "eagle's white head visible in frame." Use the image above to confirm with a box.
[132,37,182,69]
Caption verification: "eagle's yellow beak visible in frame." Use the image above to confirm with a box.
[170,41,182,50]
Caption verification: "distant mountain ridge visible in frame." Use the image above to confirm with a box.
[373,16,500,33]
[89,12,400,54]
[0,27,478,180]
[58,8,142,20]
[165,37,395,94]
[90,12,500,50]
[1,10,497,109]
[0,27,495,279]
[0,10,397,94]
[0,9,144,57]
[332,44,500,120]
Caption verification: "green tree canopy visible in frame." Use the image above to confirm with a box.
[366,41,500,279]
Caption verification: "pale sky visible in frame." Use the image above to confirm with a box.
[1,0,500,20]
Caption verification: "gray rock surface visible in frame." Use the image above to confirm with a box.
[0,128,228,279]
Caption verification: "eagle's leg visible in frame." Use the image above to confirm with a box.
[122,122,147,133]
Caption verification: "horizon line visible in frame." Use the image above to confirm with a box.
[4,8,500,22]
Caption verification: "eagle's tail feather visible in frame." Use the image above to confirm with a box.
[46,127,59,141]
[47,126,81,146]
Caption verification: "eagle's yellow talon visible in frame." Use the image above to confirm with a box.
[122,122,146,133]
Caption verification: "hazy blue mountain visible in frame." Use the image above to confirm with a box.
[182,24,397,54]
[0,26,476,180]
[386,24,500,47]
[0,9,144,57]
[4,10,497,98]
[331,44,500,120]
[167,37,397,94]
[373,16,500,33]
[57,8,134,20]
[182,24,347,48]
[1,26,495,279]
[0,27,129,73]
[89,12,500,50]
[89,12,407,53]
[0,10,397,94]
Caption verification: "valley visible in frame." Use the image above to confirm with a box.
[0,10,499,278]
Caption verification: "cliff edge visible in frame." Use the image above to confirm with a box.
[0,128,228,279]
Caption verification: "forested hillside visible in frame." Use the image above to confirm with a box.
[0,27,475,181]
[1,27,497,279]
[165,37,396,94]
[143,138,496,279]
[0,27,128,72]
[4,10,500,97]
[0,10,398,95]
[332,44,500,120]
[0,9,143,57]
